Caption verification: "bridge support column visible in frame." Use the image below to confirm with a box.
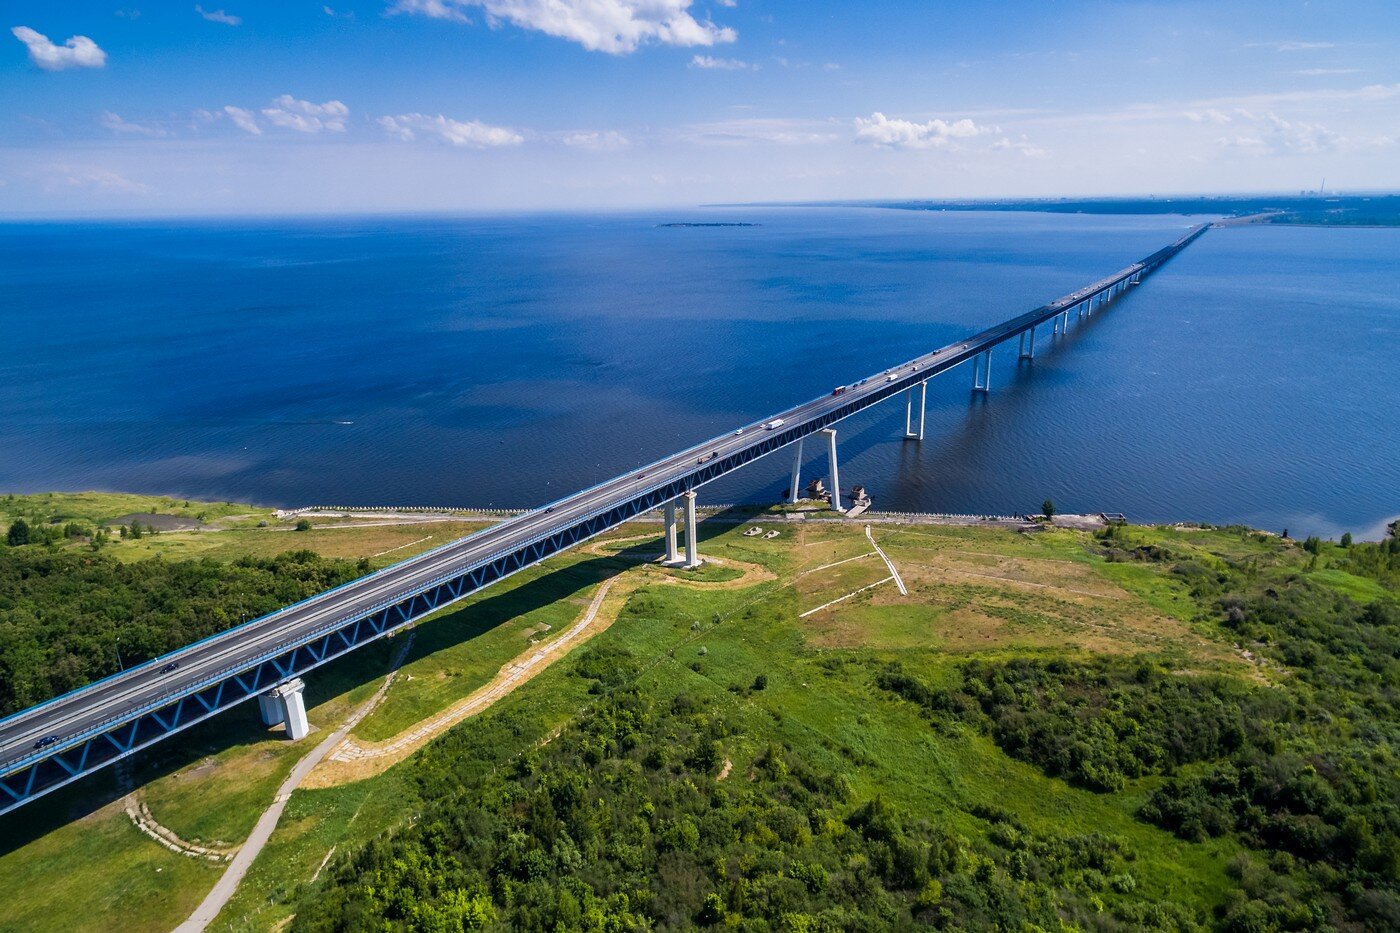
[822,428,843,512]
[788,437,804,502]
[257,692,281,726]
[904,381,926,440]
[264,678,309,740]
[1018,329,1035,360]
[662,500,680,564]
[972,350,992,393]
[682,491,701,568]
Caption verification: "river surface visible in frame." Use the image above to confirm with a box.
[1,208,1395,539]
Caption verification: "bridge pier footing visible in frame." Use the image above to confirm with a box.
[260,678,310,740]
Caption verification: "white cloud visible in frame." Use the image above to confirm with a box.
[1183,108,1232,124]
[379,113,523,147]
[1216,110,1341,154]
[389,0,736,54]
[53,168,150,194]
[224,105,261,135]
[99,111,166,137]
[195,5,242,25]
[680,117,840,146]
[10,26,107,71]
[1295,68,1359,76]
[992,136,1048,158]
[562,130,629,150]
[853,112,988,150]
[261,95,349,133]
[690,54,751,70]
[1269,41,1336,52]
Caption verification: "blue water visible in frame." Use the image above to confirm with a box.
[1,208,1396,539]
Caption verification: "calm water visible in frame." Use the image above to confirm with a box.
[1,208,1395,539]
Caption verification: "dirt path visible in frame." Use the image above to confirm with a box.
[305,540,775,787]
[174,636,413,933]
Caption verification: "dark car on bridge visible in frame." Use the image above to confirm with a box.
[33,735,60,750]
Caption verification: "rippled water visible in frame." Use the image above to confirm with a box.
[1,208,1395,539]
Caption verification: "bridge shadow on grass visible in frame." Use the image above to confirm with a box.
[0,538,681,855]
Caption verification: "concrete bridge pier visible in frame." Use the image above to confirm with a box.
[903,381,927,440]
[788,437,804,503]
[1018,328,1035,360]
[662,500,680,564]
[972,349,993,393]
[682,491,701,568]
[258,678,310,740]
[822,428,843,512]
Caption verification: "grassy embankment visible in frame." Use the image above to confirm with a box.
[0,494,1393,930]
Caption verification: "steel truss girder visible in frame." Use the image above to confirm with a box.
[0,223,1209,815]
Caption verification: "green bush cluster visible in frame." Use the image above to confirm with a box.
[0,547,367,714]
[296,660,1201,931]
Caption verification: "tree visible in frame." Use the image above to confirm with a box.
[6,519,29,547]
[1042,499,1056,519]
[129,522,143,539]
[295,519,312,532]
[1341,532,1353,548]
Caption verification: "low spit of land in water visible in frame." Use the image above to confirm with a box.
[0,491,1396,932]
[765,193,1400,226]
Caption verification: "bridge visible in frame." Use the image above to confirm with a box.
[0,223,1208,815]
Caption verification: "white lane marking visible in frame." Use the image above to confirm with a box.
[799,576,895,618]
[866,525,908,596]
[372,535,432,558]
[798,551,877,576]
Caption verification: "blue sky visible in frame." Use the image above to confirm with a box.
[2,1,1397,214]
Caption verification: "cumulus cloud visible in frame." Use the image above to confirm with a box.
[379,112,523,147]
[389,0,736,55]
[224,105,261,135]
[195,5,242,25]
[853,112,988,150]
[11,26,107,71]
[562,130,629,150]
[261,95,349,133]
[690,54,751,70]
[99,111,166,137]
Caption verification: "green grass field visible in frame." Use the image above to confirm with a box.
[0,504,1392,931]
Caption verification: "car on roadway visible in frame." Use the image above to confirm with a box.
[160,661,179,674]
[886,374,897,382]
[832,386,847,396]
[734,429,744,435]
[698,452,718,463]
[33,735,60,750]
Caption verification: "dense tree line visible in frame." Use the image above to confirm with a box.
[0,548,367,714]
[879,528,1400,930]
[295,646,1209,932]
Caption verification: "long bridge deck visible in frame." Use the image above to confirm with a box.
[0,223,1208,814]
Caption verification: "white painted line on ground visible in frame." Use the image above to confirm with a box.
[798,551,877,576]
[866,525,908,596]
[372,535,433,557]
[799,575,895,618]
